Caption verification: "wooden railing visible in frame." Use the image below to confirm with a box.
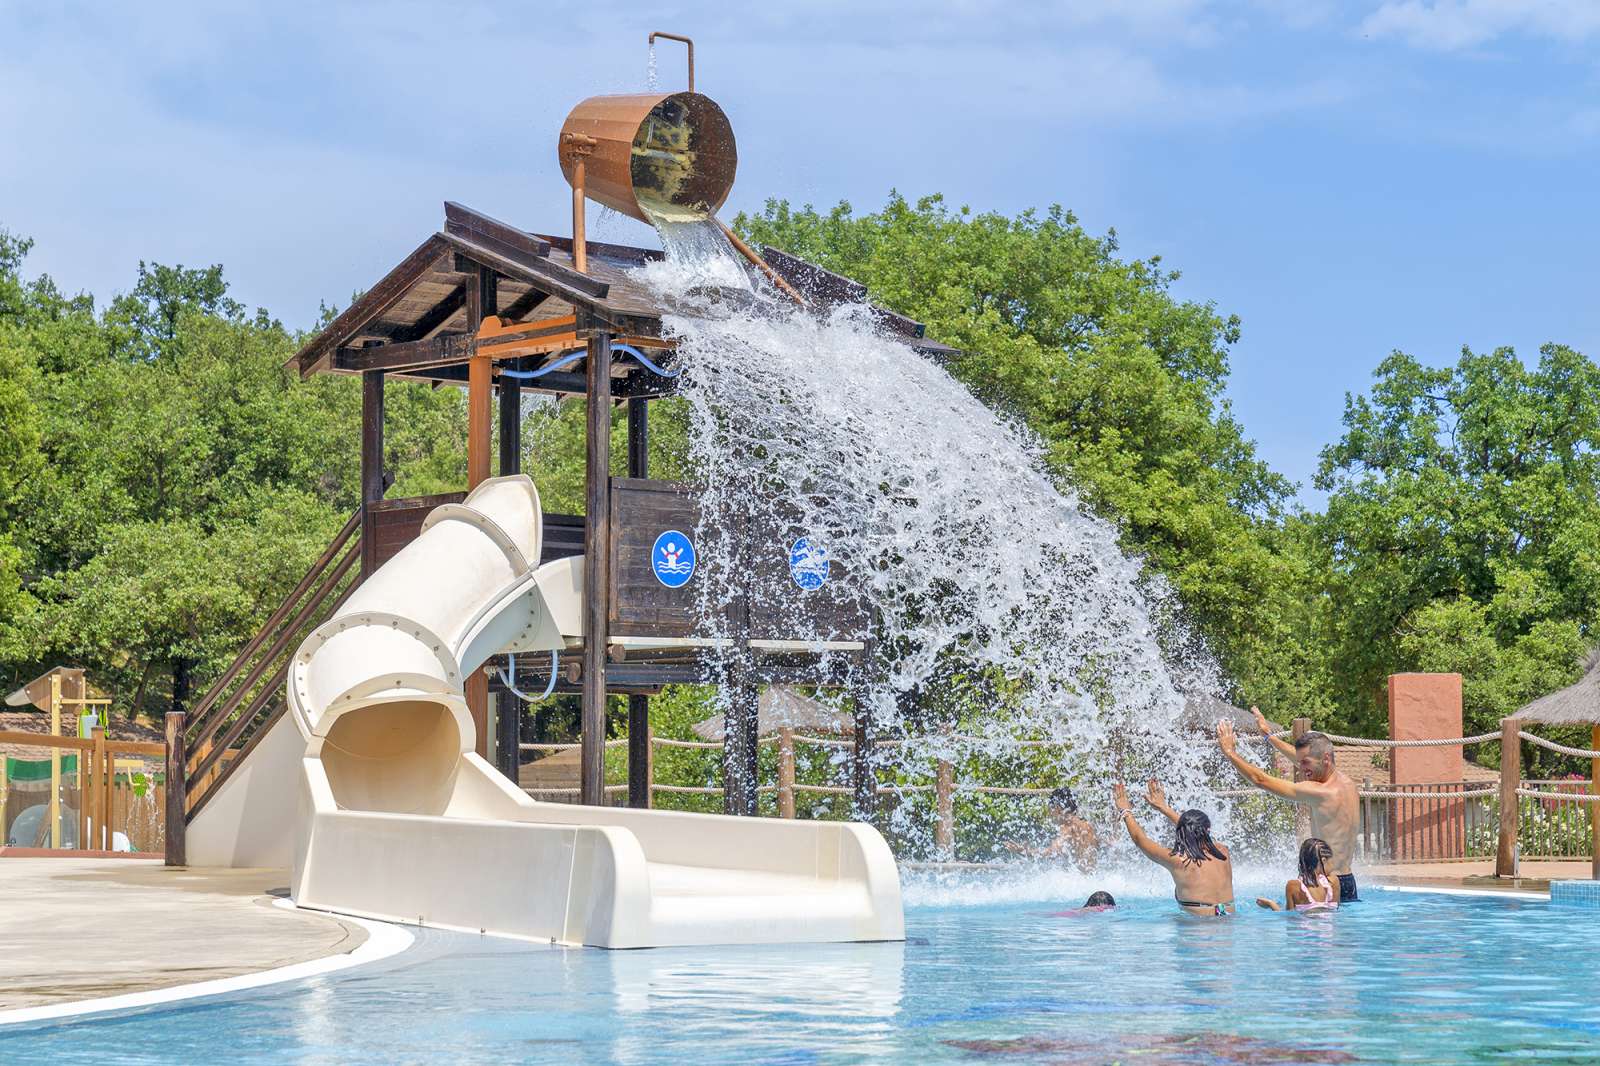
[0,729,165,852]
[167,508,364,863]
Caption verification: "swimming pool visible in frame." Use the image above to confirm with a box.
[3,873,1595,1064]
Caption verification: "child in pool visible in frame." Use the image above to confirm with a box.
[1256,838,1339,912]
[1049,891,1116,917]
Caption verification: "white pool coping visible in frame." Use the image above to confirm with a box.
[1368,883,1550,901]
[0,901,415,1029]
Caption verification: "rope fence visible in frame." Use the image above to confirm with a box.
[516,712,1595,873]
[1518,731,1600,760]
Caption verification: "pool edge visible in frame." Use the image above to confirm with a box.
[0,903,415,1029]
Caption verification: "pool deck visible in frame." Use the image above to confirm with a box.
[1364,858,1595,895]
[0,857,367,1011]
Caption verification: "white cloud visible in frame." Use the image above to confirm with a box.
[1361,0,1600,51]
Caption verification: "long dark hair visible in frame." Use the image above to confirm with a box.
[1298,837,1333,882]
[1170,809,1227,866]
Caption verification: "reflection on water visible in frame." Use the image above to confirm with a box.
[4,892,1600,1065]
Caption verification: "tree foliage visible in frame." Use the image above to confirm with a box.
[1314,345,1600,737]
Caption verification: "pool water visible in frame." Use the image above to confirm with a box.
[4,875,1597,1064]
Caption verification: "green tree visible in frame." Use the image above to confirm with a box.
[735,193,1314,716]
[1315,345,1600,739]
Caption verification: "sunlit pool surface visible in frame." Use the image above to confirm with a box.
[4,872,1596,1064]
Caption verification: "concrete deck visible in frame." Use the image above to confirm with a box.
[1364,858,1596,894]
[0,858,367,1010]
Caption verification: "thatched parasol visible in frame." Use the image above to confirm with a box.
[1512,650,1600,726]
[691,685,854,741]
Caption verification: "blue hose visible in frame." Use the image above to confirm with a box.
[499,650,559,702]
[495,344,679,380]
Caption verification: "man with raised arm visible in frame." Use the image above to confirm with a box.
[1217,711,1362,902]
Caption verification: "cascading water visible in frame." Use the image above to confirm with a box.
[632,220,1263,873]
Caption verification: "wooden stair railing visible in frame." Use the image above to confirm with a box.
[169,508,364,862]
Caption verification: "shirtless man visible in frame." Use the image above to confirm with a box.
[1217,711,1362,902]
[1005,787,1100,870]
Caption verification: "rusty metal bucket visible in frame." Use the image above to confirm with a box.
[558,92,737,224]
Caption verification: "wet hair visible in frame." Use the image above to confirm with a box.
[1298,837,1333,882]
[1085,891,1116,908]
[1170,809,1228,866]
[1048,787,1079,816]
[1294,731,1334,763]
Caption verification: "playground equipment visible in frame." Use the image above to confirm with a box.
[168,34,959,946]
[187,476,902,947]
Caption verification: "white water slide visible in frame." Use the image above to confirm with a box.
[184,476,902,948]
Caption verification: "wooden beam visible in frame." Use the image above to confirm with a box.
[626,398,650,809]
[851,642,877,822]
[360,368,386,578]
[498,289,554,324]
[445,202,552,263]
[290,235,448,378]
[582,332,613,807]
[393,285,466,342]
[438,231,610,309]
[334,332,475,373]
[465,271,491,760]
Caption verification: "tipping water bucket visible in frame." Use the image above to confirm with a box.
[558,92,737,224]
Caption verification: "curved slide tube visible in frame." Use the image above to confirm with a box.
[189,475,903,948]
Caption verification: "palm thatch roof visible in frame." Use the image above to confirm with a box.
[1512,649,1600,726]
[692,686,854,741]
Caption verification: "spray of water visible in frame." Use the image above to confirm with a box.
[632,222,1271,875]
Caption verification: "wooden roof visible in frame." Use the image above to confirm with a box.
[287,202,956,390]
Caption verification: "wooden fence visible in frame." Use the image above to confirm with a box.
[0,729,165,853]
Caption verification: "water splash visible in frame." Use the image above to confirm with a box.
[646,44,658,91]
[634,224,1242,860]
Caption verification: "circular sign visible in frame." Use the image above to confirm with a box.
[789,537,830,590]
[651,530,696,588]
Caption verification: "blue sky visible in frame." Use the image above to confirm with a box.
[4,1,1598,506]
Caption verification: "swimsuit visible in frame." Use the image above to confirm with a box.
[1292,873,1338,912]
[1337,872,1359,902]
[1176,897,1234,916]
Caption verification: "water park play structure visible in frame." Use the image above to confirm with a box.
[172,39,926,947]
[148,34,1599,954]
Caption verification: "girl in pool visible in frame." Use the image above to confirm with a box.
[1112,781,1235,916]
[1256,837,1339,912]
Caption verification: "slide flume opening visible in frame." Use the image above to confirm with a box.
[320,700,461,816]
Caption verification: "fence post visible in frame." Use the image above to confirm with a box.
[165,712,187,867]
[1292,717,1311,841]
[1496,717,1519,878]
[935,758,955,859]
[92,727,108,851]
[777,727,796,819]
[1591,724,1598,881]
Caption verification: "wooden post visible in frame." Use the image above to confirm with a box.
[92,727,108,850]
[164,711,186,866]
[580,330,612,806]
[1292,716,1311,842]
[777,727,796,819]
[101,735,114,851]
[625,397,651,809]
[1496,717,1520,878]
[935,758,955,858]
[852,649,877,823]
[494,303,522,781]
[359,367,386,578]
[464,270,492,759]
[48,673,61,849]
[724,678,759,816]
[1591,723,1598,881]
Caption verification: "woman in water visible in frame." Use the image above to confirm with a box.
[1112,781,1235,916]
[1256,838,1339,912]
